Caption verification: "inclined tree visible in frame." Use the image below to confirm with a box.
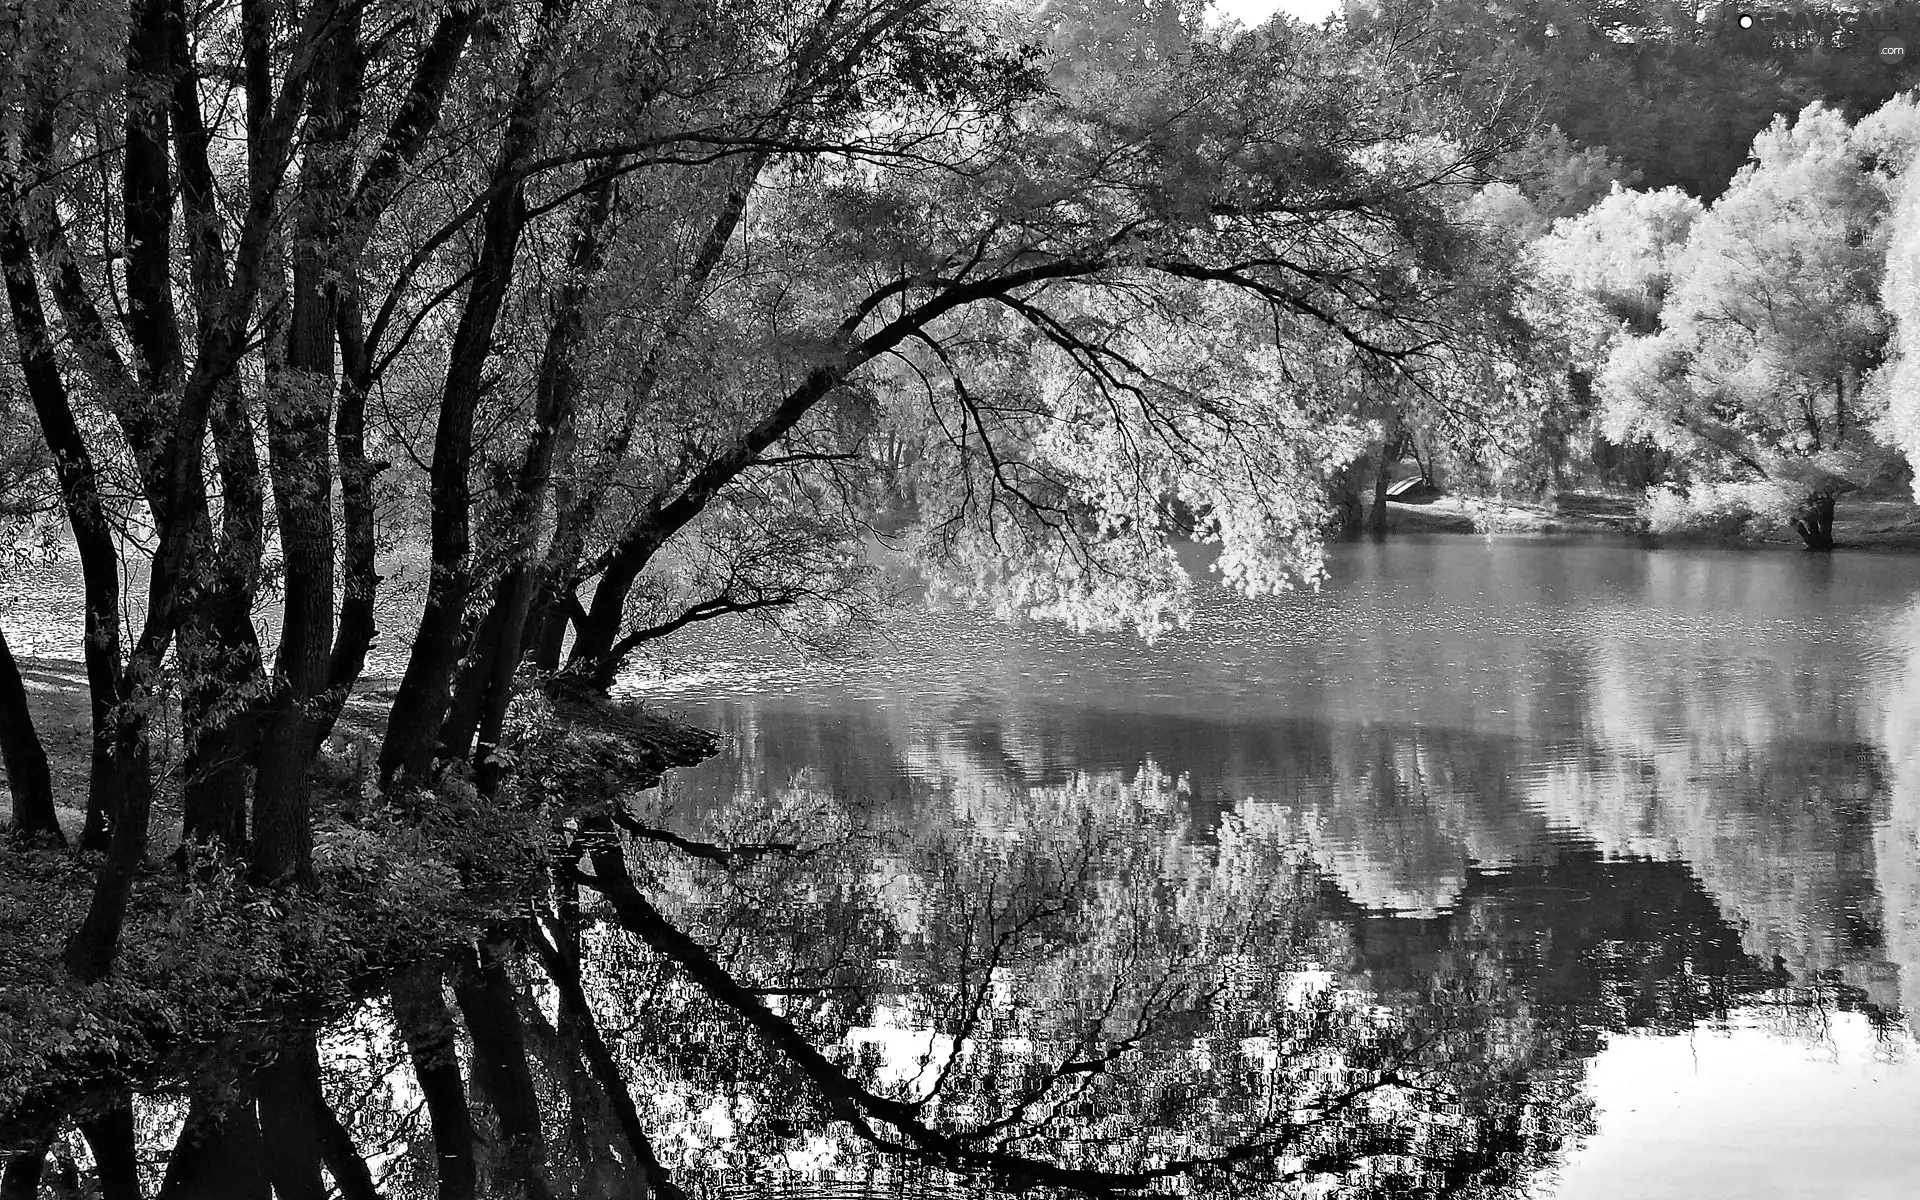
[523,8,1528,687]
[0,0,1525,984]
[0,0,1050,978]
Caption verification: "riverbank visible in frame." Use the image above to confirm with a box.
[0,663,717,1145]
[1,658,719,848]
[1387,489,1920,550]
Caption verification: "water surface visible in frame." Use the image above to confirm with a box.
[634,536,1920,1198]
[16,534,1920,1198]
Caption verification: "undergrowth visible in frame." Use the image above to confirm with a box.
[0,689,717,1145]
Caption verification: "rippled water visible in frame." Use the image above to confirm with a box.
[16,534,1920,1198]
[633,535,1920,1198]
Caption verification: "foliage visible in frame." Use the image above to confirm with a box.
[1357,0,1920,202]
[1500,126,1642,223]
[1529,184,1704,371]
[1869,102,1920,496]
[505,686,722,806]
[895,290,1375,637]
[1463,127,1642,245]
[1641,478,1796,539]
[0,763,562,1134]
[0,410,50,531]
[1595,103,1893,480]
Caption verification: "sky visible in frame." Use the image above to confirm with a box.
[1549,1016,1920,1200]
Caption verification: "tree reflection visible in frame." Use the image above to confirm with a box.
[21,756,1853,1198]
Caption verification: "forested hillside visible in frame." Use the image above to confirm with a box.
[1351,0,1920,200]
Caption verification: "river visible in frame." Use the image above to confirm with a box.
[14,533,1920,1197]
[631,535,1920,1198]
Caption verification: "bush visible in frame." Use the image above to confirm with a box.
[1642,479,1795,538]
[0,780,547,1136]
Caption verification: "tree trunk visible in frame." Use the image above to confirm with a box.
[1791,491,1837,551]
[379,0,564,791]
[177,642,260,853]
[524,462,591,677]
[172,64,269,854]
[0,166,135,854]
[525,577,579,674]
[532,152,765,680]
[176,581,262,856]
[168,0,268,862]
[1367,446,1392,540]
[62,0,325,976]
[1366,416,1403,540]
[1326,463,1366,541]
[0,623,62,845]
[566,547,657,688]
[63,699,155,980]
[251,9,359,887]
[470,164,619,793]
[439,594,508,767]
[319,300,380,749]
[312,10,480,753]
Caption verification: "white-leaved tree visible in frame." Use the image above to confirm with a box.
[1863,96,1920,498]
[1592,101,1908,545]
[1530,183,1703,373]
[893,286,1375,640]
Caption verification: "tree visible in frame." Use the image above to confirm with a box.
[1594,102,1898,544]
[1355,0,1919,203]
[0,607,61,847]
[1863,96,1920,495]
[0,0,1057,976]
[1466,126,1641,246]
[529,12,1525,678]
[1532,184,1704,358]
[0,0,1526,986]
[1525,182,1703,487]
[0,387,61,845]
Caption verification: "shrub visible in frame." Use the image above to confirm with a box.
[1642,479,1795,538]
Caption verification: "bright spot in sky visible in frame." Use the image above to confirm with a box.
[1208,0,1342,25]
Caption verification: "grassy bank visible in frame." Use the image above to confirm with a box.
[1386,488,1920,550]
[0,663,717,1144]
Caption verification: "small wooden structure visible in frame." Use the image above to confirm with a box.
[1384,476,1442,504]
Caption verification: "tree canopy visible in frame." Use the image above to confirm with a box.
[0,0,1537,987]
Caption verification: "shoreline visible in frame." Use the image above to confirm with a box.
[0,674,719,1143]
[1385,490,1920,552]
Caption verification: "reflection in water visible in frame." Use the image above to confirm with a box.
[665,539,1920,1010]
[12,537,1920,1197]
